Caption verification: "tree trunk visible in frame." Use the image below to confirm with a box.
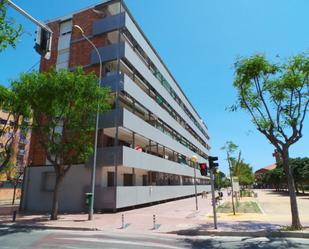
[282,150,302,230]
[295,184,299,194]
[51,174,64,220]
[300,183,305,194]
[12,183,17,205]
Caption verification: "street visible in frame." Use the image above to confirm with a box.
[0,228,309,249]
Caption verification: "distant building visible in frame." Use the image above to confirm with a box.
[0,109,31,180]
[21,0,211,213]
[255,163,277,175]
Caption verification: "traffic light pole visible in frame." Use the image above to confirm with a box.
[210,169,218,229]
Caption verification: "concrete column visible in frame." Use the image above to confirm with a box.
[132,132,135,148]
[148,139,151,153]
[148,171,152,185]
[132,168,136,186]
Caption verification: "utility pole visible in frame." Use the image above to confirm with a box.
[208,156,219,230]
[210,168,217,229]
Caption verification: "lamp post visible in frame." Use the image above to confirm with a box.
[73,25,102,221]
[191,155,198,211]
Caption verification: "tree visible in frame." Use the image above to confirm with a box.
[0,0,22,51]
[232,53,308,229]
[214,170,230,190]
[262,168,286,191]
[278,157,309,194]
[230,158,254,187]
[1,162,24,205]
[0,85,30,173]
[221,141,240,215]
[12,67,111,220]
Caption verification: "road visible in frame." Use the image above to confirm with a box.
[0,228,309,249]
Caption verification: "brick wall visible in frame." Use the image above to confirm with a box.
[29,6,110,166]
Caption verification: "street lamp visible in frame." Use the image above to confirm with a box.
[191,155,198,211]
[73,25,102,221]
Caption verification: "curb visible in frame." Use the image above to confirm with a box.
[169,229,309,239]
[0,224,100,232]
[1,224,308,239]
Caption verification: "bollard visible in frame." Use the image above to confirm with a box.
[153,214,156,230]
[121,214,124,229]
[12,211,17,222]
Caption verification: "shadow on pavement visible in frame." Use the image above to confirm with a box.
[182,236,304,249]
[173,220,281,236]
[264,191,309,197]
[0,226,46,237]
[0,215,50,224]
[200,220,279,231]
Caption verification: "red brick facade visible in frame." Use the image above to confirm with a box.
[29,5,109,166]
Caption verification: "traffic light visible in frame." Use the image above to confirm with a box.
[208,156,219,170]
[34,27,52,59]
[199,163,207,176]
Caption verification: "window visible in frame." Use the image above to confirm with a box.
[41,172,56,191]
[59,20,72,36]
[107,172,115,187]
[123,173,133,186]
[18,144,25,150]
[142,175,148,186]
[0,118,7,125]
[56,49,70,64]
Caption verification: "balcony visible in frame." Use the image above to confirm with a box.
[99,108,206,161]
[92,12,209,140]
[94,146,207,179]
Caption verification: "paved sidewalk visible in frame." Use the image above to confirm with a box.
[1,190,308,236]
[0,194,226,233]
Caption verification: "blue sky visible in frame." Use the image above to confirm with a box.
[1,0,308,175]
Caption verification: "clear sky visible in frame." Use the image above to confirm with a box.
[1,0,308,175]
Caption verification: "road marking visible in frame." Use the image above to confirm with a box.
[58,237,184,249]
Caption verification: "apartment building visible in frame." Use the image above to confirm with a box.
[21,0,211,212]
[0,109,31,180]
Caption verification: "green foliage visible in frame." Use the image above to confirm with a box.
[214,171,230,190]
[12,67,111,168]
[221,141,238,154]
[0,85,30,173]
[232,52,308,229]
[0,161,16,180]
[12,67,111,219]
[217,201,261,213]
[262,167,286,191]
[289,158,309,185]
[280,157,309,192]
[0,0,22,51]
[230,157,254,186]
[261,157,309,192]
[221,141,254,186]
[232,52,309,151]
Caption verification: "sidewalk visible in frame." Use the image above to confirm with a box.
[1,190,309,237]
[0,195,216,232]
